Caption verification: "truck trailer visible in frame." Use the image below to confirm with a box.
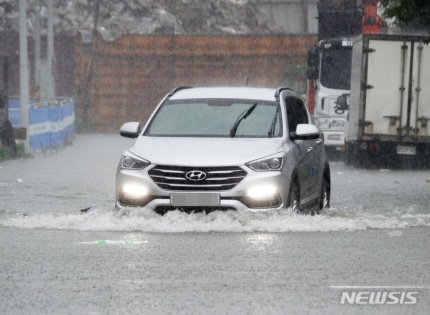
[341,34,430,167]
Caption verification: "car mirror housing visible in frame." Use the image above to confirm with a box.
[119,122,142,138]
[290,124,320,140]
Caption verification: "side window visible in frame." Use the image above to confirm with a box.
[286,97,308,133]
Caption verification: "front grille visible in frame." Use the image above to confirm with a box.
[154,206,237,215]
[148,165,247,191]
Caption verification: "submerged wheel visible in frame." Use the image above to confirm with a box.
[287,180,300,213]
[316,177,330,214]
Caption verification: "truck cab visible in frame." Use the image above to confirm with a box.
[306,0,384,153]
[307,39,353,151]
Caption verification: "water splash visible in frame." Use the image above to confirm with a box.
[0,206,429,233]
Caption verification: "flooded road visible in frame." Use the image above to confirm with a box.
[0,134,429,314]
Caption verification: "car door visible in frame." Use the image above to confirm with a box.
[286,97,321,204]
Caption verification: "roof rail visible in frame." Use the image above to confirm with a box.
[274,87,292,100]
[167,86,193,97]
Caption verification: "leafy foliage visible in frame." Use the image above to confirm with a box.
[0,144,30,161]
[380,0,430,31]
[0,144,11,160]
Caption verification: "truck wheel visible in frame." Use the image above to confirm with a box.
[356,151,371,168]
[344,143,355,166]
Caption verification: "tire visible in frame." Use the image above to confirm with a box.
[287,180,300,213]
[344,142,356,166]
[316,177,330,214]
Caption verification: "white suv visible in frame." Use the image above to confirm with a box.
[116,87,330,215]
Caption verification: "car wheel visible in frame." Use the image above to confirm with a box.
[316,177,330,214]
[287,180,300,213]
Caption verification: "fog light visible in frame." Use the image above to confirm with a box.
[247,185,278,201]
[242,184,282,209]
[122,183,148,199]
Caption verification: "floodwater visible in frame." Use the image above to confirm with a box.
[0,134,429,315]
[0,134,429,232]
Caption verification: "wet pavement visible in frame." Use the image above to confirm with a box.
[0,134,429,314]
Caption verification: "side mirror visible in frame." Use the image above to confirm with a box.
[119,122,142,138]
[307,45,319,68]
[291,124,321,140]
[336,95,349,112]
[306,67,319,80]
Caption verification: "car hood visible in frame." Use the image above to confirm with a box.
[129,136,284,166]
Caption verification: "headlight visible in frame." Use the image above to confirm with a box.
[246,153,285,171]
[330,118,346,128]
[121,153,150,170]
[317,118,330,129]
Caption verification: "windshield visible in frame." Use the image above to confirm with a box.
[145,99,282,138]
[320,47,352,90]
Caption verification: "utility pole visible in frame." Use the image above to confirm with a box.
[302,0,309,33]
[19,0,30,151]
[34,0,41,93]
[82,0,101,124]
[47,0,55,100]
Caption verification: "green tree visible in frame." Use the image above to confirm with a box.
[380,0,430,31]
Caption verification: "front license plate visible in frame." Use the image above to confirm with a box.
[397,145,416,155]
[171,193,220,207]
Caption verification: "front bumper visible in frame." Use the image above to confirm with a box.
[115,165,289,213]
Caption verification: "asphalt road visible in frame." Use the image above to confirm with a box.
[0,134,429,314]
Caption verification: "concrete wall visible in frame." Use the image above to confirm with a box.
[258,0,318,34]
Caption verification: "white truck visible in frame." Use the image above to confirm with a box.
[306,0,384,153]
[341,34,430,167]
[307,39,353,151]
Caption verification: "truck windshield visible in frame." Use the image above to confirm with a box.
[320,47,352,90]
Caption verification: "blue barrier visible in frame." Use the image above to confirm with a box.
[8,97,75,151]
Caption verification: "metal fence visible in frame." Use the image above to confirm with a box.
[8,97,75,151]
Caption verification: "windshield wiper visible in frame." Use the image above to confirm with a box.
[230,103,258,138]
[268,105,280,138]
